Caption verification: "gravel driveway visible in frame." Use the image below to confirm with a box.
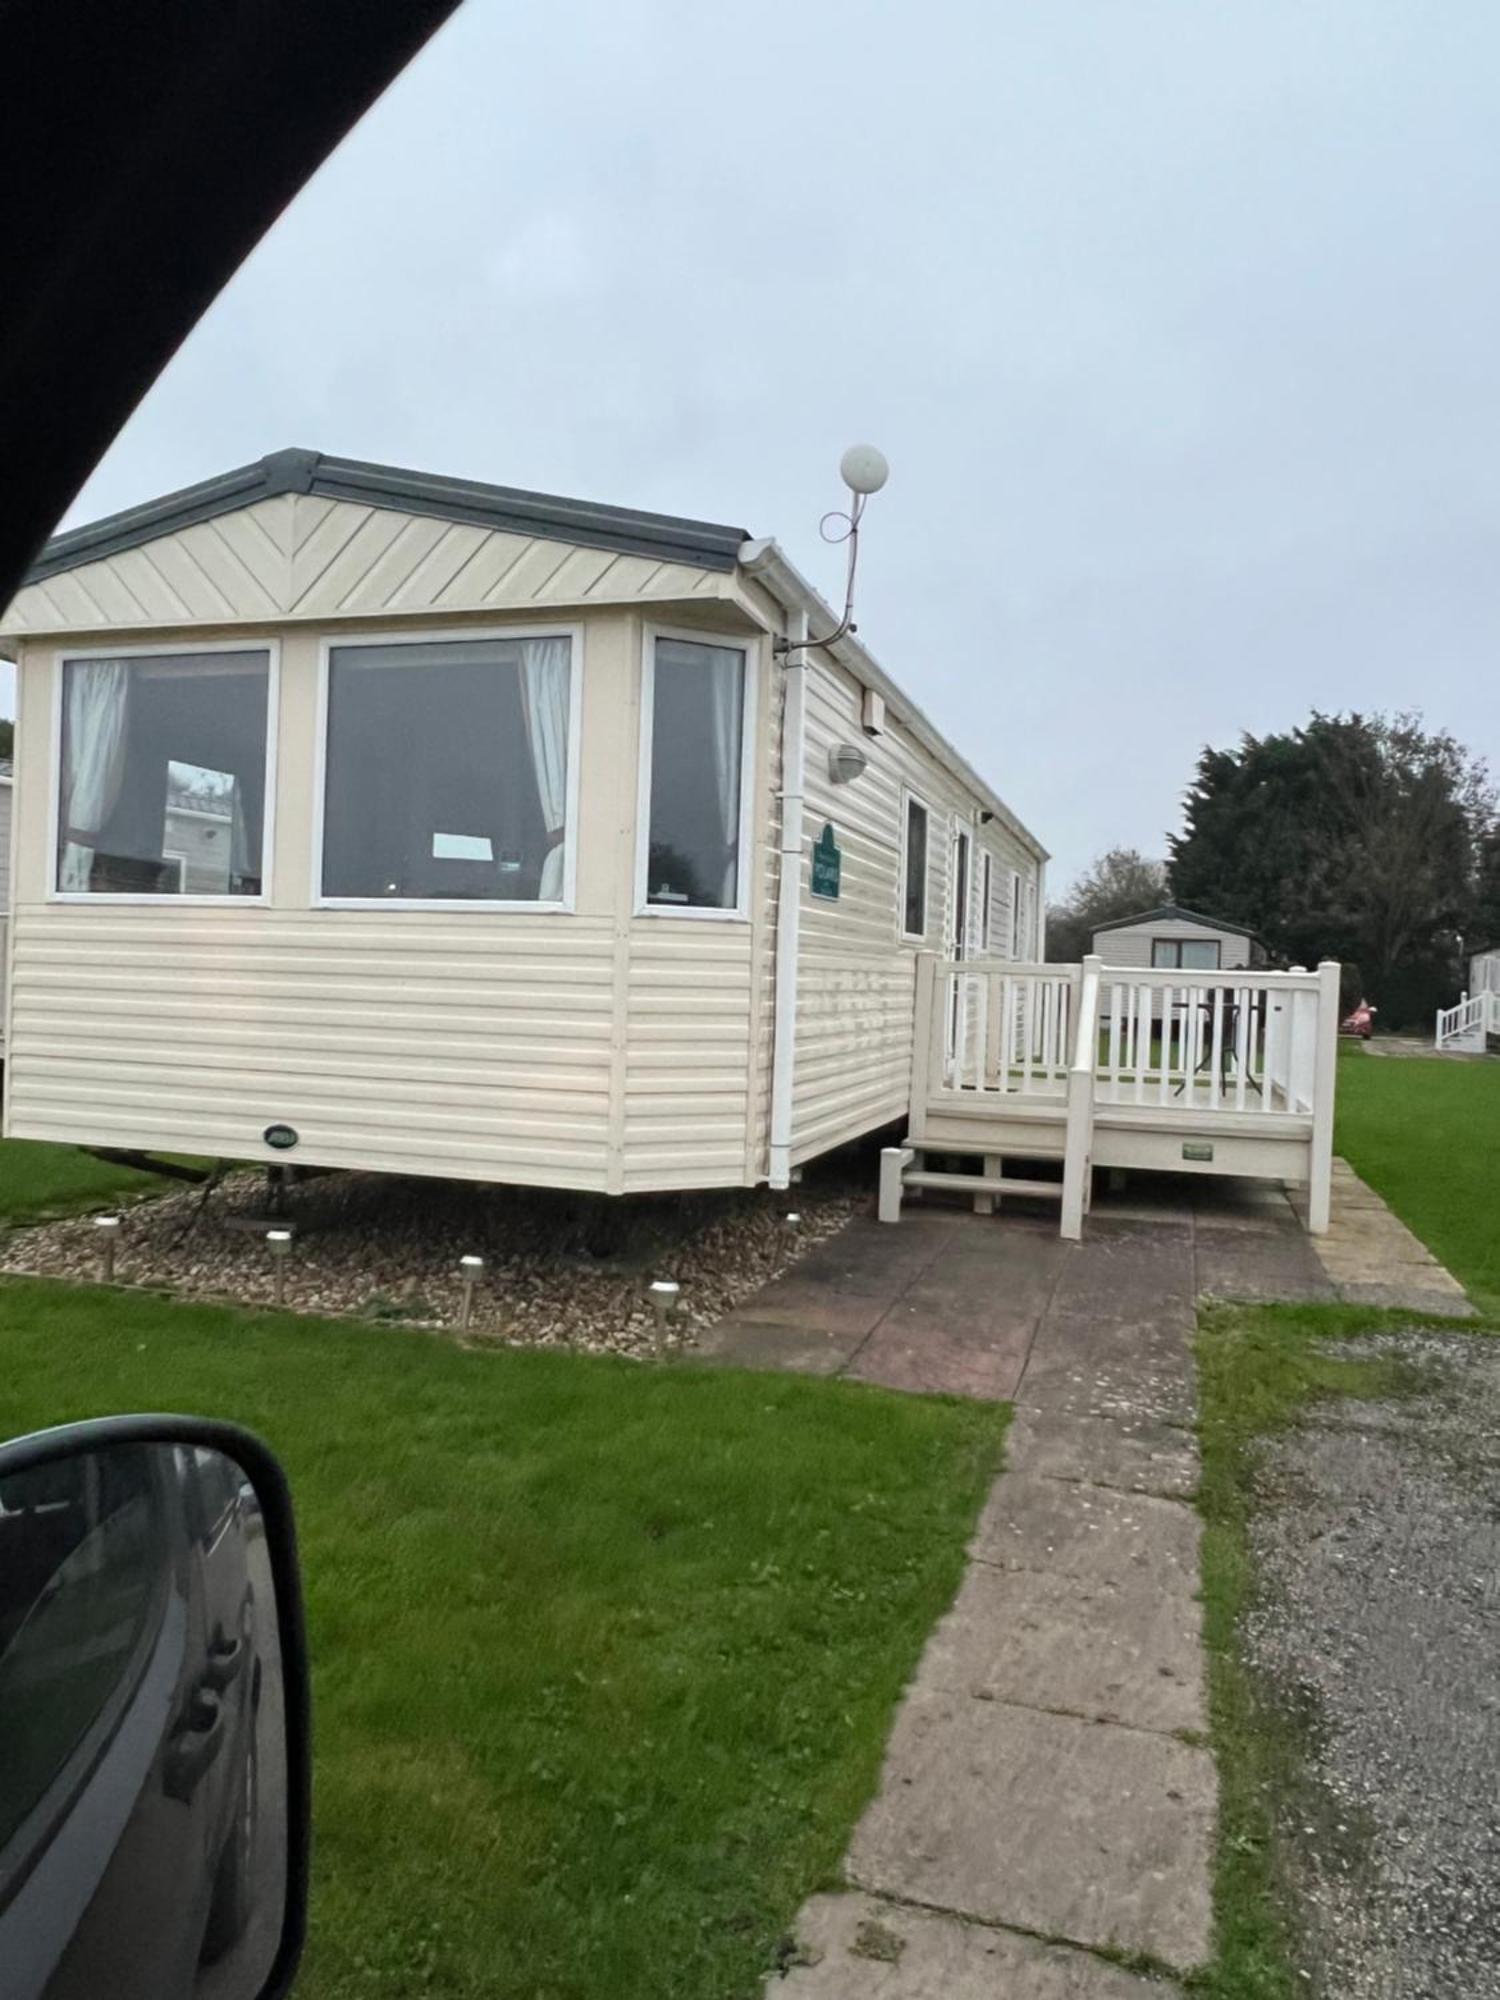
[1244,1329,1500,1999]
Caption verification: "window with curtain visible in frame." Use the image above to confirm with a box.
[1152,937,1221,969]
[902,796,929,936]
[642,636,746,911]
[321,634,573,903]
[56,651,270,895]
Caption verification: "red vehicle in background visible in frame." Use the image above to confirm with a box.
[1341,998,1377,1039]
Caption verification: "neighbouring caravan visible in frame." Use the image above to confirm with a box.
[1090,903,1266,973]
[0,450,1047,1194]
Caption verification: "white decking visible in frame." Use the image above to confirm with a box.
[883,954,1342,1239]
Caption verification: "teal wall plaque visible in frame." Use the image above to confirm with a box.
[810,823,842,900]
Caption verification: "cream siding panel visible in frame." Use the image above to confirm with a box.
[621,924,755,1190]
[6,910,617,1186]
[789,654,1040,1166]
[1092,918,1261,970]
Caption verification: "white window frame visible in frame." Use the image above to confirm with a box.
[978,849,994,953]
[47,639,280,906]
[634,622,759,923]
[899,788,932,942]
[1152,936,1221,971]
[311,622,584,912]
[1009,868,1023,959]
[948,815,974,961]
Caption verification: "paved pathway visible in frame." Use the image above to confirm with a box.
[708,1166,1475,1996]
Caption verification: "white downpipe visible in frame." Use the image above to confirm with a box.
[767,606,809,1189]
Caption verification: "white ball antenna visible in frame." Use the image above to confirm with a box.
[840,443,890,497]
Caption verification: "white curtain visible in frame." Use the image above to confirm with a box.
[707,653,743,905]
[61,660,131,890]
[520,638,571,901]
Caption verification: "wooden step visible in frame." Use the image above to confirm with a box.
[902,1169,1063,1201]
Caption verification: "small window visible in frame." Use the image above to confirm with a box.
[321,633,574,903]
[1152,937,1222,970]
[979,851,993,952]
[902,796,929,937]
[641,636,748,912]
[1009,870,1024,958]
[57,650,271,895]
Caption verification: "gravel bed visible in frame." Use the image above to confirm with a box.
[0,1169,864,1358]
[1243,1330,1500,1999]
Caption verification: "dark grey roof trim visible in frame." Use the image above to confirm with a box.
[1091,902,1261,941]
[26,448,749,584]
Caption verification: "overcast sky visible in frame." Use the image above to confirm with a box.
[48,0,1500,890]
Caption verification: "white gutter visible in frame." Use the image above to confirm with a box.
[766,597,809,1189]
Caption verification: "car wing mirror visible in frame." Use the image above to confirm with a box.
[0,1416,309,2000]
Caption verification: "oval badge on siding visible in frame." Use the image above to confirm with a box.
[263,1124,300,1151]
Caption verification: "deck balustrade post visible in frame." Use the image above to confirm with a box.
[1307,960,1341,1233]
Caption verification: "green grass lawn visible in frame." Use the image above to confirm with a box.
[0,1278,1005,2000]
[0,1136,190,1224]
[1334,1044,1500,1312]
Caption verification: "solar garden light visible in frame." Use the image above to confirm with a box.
[266,1228,293,1308]
[458,1253,485,1330]
[648,1279,680,1336]
[94,1214,120,1283]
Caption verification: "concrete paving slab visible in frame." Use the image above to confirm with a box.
[1013,1358,1197,1429]
[845,1316,1035,1402]
[969,1474,1201,1594]
[920,1559,1206,1735]
[1017,1318,1197,1426]
[722,1281,891,1338]
[849,1692,1215,1970]
[1193,1226,1336,1303]
[1003,1406,1198,1497]
[687,1319,864,1376]
[771,1893,1180,1998]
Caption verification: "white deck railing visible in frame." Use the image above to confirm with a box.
[1436,990,1500,1049]
[1097,965,1325,1114]
[941,961,1079,1096]
[928,956,1329,1115]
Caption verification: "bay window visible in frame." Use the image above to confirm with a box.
[639,634,749,914]
[320,632,575,904]
[56,648,271,896]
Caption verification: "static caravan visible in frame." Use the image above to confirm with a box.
[0,449,1047,1196]
[1090,904,1267,974]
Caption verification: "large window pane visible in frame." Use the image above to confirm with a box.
[644,638,745,911]
[1179,939,1221,970]
[321,635,572,903]
[903,798,928,936]
[57,652,270,895]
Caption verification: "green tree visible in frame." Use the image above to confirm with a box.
[1046,846,1168,963]
[1169,712,1493,1027]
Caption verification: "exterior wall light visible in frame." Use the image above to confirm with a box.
[829,743,869,785]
